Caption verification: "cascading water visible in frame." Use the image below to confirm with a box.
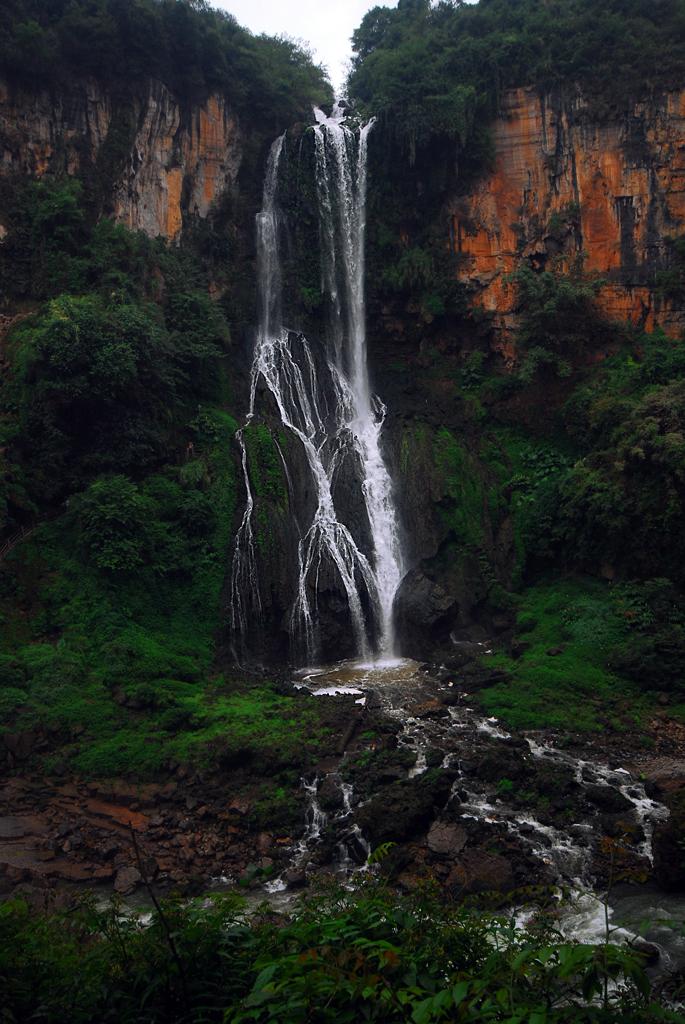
[230,106,404,662]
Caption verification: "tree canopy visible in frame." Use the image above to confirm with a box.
[1,0,331,131]
[349,0,685,163]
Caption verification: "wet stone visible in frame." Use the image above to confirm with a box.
[114,865,142,895]
[426,822,468,857]
[584,784,633,814]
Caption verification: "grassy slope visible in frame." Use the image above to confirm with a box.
[0,407,332,780]
[478,577,651,733]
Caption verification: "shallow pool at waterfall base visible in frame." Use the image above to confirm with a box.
[293,657,420,696]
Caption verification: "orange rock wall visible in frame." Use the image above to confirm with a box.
[0,78,241,240]
[452,88,685,343]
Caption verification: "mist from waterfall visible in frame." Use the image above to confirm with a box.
[230,106,404,662]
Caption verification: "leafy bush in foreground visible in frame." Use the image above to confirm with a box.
[0,880,680,1023]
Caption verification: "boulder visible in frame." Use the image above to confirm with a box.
[317,776,345,813]
[114,865,142,894]
[356,771,455,845]
[447,849,514,895]
[473,744,530,784]
[584,784,633,814]
[426,821,468,857]
[653,801,685,891]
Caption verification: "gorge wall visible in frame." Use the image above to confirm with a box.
[3,76,684,345]
[0,77,242,240]
[452,87,685,354]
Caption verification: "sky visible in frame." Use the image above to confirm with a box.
[217,1,399,92]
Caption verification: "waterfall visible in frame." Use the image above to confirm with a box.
[230,106,404,662]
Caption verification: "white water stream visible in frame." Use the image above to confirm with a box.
[266,658,685,975]
[230,106,403,662]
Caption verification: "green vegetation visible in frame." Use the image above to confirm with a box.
[1,0,331,130]
[0,171,237,775]
[434,428,486,548]
[450,289,685,726]
[244,424,288,550]
[507,265,610,383]
[482,429,573,588]
[1,879,678,1023]
[476,325,685,591]
[479,579,645,731]
[554,330,685,583]
[349,0,685,166]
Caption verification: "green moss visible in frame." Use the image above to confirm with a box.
[243,423,288,552]
[433,427,485,547]
[478,578,649,732]
[399,422,428,476]
[249,782,302,831]
[481,429,573,586]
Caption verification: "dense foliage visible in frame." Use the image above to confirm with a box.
[1,0,331,130]
[462,274,685,714]
[0,173,243,776]
[349,0,685,164]
[0,0,336,780]
[1,880,679,1023]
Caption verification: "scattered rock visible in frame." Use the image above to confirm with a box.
[447,849,514,895]
[114,865,142,894]
[426,821,467,857]
[584,785,633,814]
[633,939,660,965]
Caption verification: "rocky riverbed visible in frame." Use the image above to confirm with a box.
[2,657,685,950]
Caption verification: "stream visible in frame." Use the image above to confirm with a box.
[259,657,685,977]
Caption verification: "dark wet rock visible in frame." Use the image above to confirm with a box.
[460,664,512,691]
[317,776,345,813]
[446,849,514,895]
[443,650,478,672]
[341,828,370,865]
[394,569,460,657]
[473,744,531,784]
[644,763,685,803]
[633,939,660,965]
[414,700,450,720]
[531,764,580,801]
[509,640,531,659]
[347,747,417,797]
[114,865,142,895]
[599,814,641,839]
[1,730,39,764]
[426,748,445,769]
[584,785,633,814]
[426,821,468,857]
[284,867,307,889]
[356,771,455,845]
[653,806,685,890]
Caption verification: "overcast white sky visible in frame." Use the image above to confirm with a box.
[217,1,399,92]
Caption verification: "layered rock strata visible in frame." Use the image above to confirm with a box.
[0,77,241,239]
[451,87,685,347]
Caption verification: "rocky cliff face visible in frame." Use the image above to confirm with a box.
[0,77,241,239]
[452,87,685,353]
